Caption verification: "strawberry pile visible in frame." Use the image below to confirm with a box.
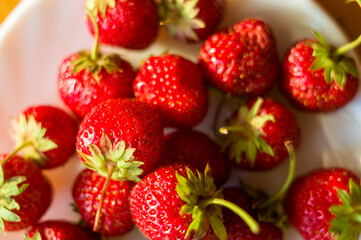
[2,0,361,240]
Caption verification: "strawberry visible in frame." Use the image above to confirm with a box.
[25,220,100,240]
[285,168,361,239]
[86,0,159,49]
[133,54,208,128]
[72,169,134,236]
[281,32,360,111]
[157,0,225,42]
[76,98,163,232]
[199,18,279,97]
[155,129,229,185]
[11,105,78,169]
[220,98,300,171]
[130,164,260,240]
[0,154,52,232]
[58,9,136,119]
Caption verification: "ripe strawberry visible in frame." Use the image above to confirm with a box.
[72,169,134,236]
[86,0,159,49]
[133,54,208,128]
[0,154,52,231]
[285,168,361,239]
[281,32,360,111]
[157,0,225,42]
[155,129,229,185]
[25,220,100,240]
[130,164,260,240]
[220,98,300,171]
[58,9,136,119]
[76,98,163,232]
[11,105,78,169]
[199,18,279,97]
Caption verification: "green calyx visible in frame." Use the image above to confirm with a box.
[77,132,143,182]
[85,0,116,18]
[309,31,360,90]
[10,114,58,165]
[24,231,41,240]
[0,165,29,232]
[157,0,205,41]
[219,98,275,167]
[177,165,259,240]
[329,179,361,240]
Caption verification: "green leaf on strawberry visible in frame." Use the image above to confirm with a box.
[220,98,275,167]
[309,31,360,90]
[24,231,41,240]
[329,179,361,240]
[77,132,142,182]
[0,165,29,232]
[11,114,58,165]
[157,0,205,41]
[85,0,116,18]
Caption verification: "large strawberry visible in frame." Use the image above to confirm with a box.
[281,31,360,111]
[10,105,78,169]
[86,0,159,49]
[157,0,225,42]
[155,129,229,185]
[220,98,300,171]
[199,18,279,97]
[58,9,135,119]
[72,169,134,236]
[25,220,100,240]
[0,154,52,232]
[76,98,163,231]
[133,54,208,128]
[130,164,260,240]
[285,168,361,239]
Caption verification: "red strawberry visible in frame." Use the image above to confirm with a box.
[76,98,163,232]
[58,9,136,119]
[72,169,134,236]
[133,54,208,128]
[11,105,78,169]
[220,98,300,171]
[281,32,360,111]
[157,0,225,42]
[199,18,279,97]
[25,220,100,240]
[130,164,260,240]
[86,0,159,49]
[285,168,361,239]
[155,129,229,185]
[0,154,52,231]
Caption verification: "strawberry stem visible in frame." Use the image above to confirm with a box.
[202,198,260,234]
[334,34,361,57]
[1,140,33,165]
[93,163,115,232]
[85,7,99,61]
[257,141,295,209]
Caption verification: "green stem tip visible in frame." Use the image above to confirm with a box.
[334,34,361,57]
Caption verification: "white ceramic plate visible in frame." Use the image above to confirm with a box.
[1,0,361,239]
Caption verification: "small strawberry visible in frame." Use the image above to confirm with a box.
[76,98,163,232]
[86,0,159,49]
[58,9,136,119]
[72,169,134,236]
[220,98,300,171]
[11,105,78,169]
[130,164,260,240]
[157,0,225,42]
[199,18,279,97]
[285,168,361,240]
[0,154,52,232]
[281,31,360,111]
[155,129,229,185]
[25,220,100,240]
[133,54,208,128]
